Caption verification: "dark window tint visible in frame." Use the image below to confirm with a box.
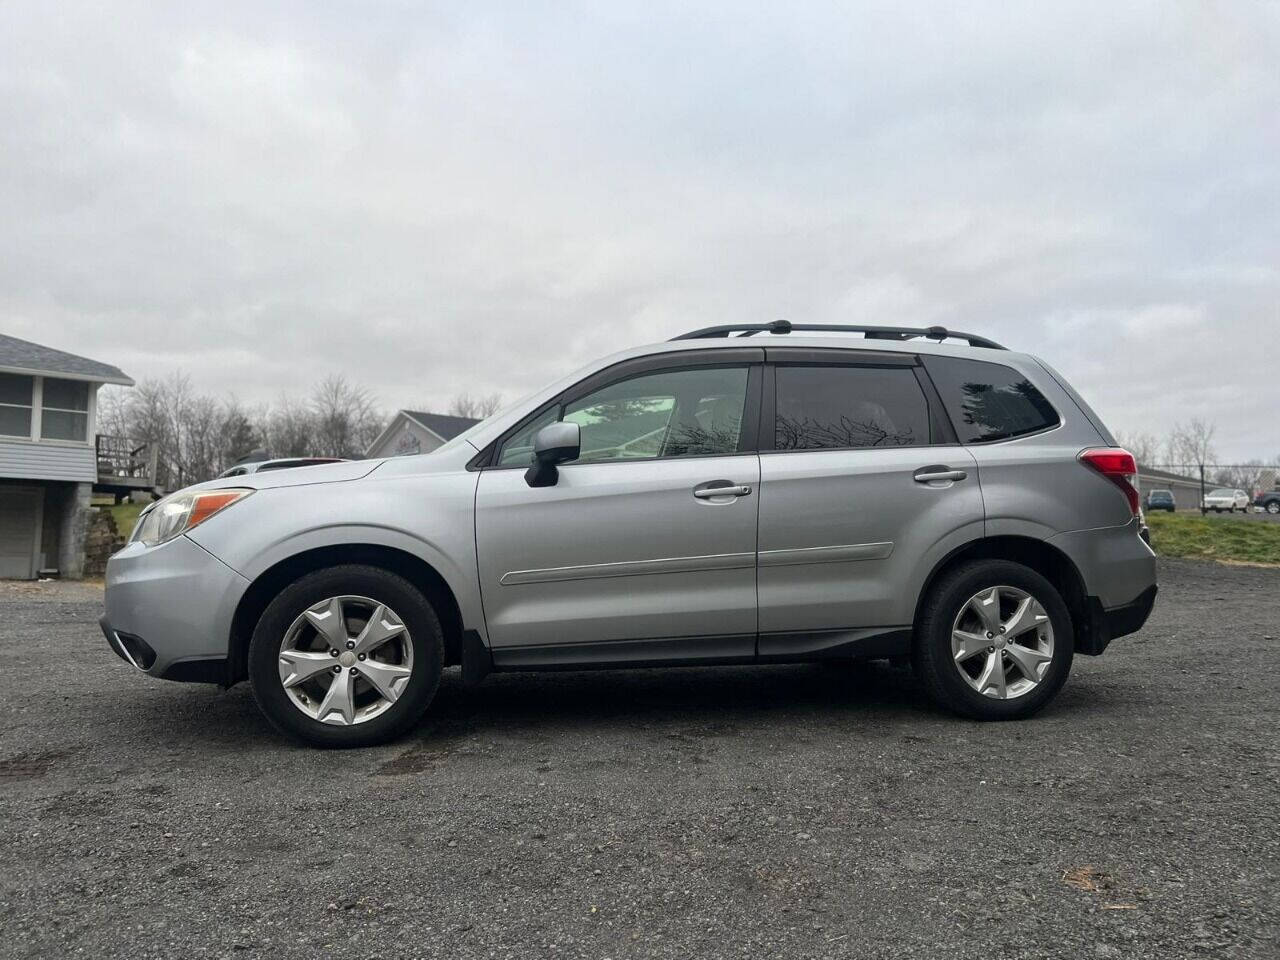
[775,365,928,450]
[925,357,1059,443]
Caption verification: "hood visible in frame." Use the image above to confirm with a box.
[186,458,386,493]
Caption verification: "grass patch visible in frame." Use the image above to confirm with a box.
[1145,511,1280,565]
[103,502,147,539]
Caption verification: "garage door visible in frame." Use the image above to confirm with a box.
[0,486,42,579]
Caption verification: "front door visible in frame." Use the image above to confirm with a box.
[476,356,762,665]
[755,351,984,652]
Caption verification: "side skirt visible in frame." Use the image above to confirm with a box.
[488,627,911,672]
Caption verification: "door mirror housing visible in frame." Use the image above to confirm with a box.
[525,421,580,487]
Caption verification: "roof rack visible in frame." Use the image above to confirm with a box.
[670,319,1006,350]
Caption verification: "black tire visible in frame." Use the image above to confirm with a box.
[912,559,1074,721]
[1268,502,1280,515]
[247,564,444,748]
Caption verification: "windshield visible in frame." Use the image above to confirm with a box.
[1208,488,1234,497]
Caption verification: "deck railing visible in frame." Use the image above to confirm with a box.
[95,435,159,488]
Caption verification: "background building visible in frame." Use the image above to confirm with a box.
[0,333,133,578]
[365,410,478,459]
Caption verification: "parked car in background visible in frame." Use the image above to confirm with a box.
[216,457,346,479]
[101,321,1157,747]
[1144,489,1175,513]
[1254,490,1280,515]
[1202,488,1249,513]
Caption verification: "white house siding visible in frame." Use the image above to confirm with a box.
[0,438,96,482]
[367,418,445,460]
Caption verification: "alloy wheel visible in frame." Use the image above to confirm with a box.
[277,595,414,725]
[951,585,1054,700]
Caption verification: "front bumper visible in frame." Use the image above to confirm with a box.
[101,534,250,683]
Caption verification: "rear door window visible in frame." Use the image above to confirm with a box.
[773,365,930,450]
[923,356,1060,443]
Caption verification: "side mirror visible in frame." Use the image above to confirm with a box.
[525,421,580,488]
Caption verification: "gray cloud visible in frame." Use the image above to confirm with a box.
[2,1,1277,459]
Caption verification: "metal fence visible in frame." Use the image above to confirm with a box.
[1141,463,1279,513]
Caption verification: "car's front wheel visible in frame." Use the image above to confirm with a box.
[1268,501,1280,515]
[912,560,1074,720]
[247,564,444,747]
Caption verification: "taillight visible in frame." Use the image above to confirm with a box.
[1079,448,1140,517]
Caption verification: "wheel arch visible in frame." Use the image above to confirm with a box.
[911,535,1092,651]
[227,543,466,686]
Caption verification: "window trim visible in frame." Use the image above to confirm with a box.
[473,348,765,470]
[759,352,956,455]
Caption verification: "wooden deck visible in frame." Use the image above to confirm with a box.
[94,435,160,496]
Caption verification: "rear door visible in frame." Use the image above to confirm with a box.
[755,349,983,653]
[475,350,764,664]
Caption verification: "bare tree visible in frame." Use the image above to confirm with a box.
[1115,430,1160,466]
[448,391,502,419]
[310,374,382,458]
[264,394,314,459]
[1166,418,1217,467]
[97,371,388,484]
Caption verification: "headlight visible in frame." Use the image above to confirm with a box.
[131,488,253,546]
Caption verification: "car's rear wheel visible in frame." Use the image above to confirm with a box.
[912,559,1074,720]
[1268,501,1280,515]
[248,564,443,747]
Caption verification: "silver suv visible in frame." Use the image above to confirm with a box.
[101,322,1158,747]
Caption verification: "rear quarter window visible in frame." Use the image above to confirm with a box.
[923,356,1060,443]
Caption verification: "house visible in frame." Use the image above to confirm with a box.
[366,410,478,459]
[0,333,133,579]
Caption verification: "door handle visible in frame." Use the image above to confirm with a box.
[913,466,968,484]
[693,481,753,499]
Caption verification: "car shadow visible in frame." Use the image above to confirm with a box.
[110,658,1117,754]
[414,661,939,740]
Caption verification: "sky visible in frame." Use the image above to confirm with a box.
[1,1,1277,461]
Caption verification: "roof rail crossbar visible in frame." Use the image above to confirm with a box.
[671,320,1006,350]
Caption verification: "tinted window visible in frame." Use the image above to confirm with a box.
[924,356,1059,443]
[774,365,929,450]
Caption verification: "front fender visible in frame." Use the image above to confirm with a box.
[186,472,483,639]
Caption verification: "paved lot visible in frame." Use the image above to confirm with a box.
[2,559,1278,959]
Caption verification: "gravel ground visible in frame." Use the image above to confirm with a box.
[2,559,1277,959]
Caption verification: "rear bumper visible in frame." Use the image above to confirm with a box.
[1077,584,1158,656]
